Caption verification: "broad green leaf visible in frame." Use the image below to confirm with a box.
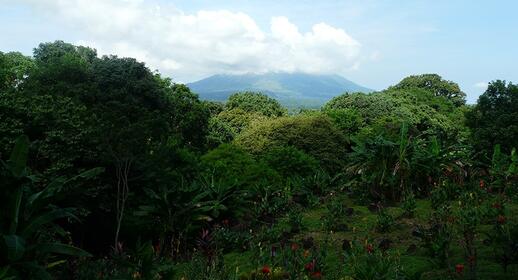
[65,167,104,183]
[31,243,92,257]
[2,235,26,261]
[7,135,30,178]
[21,208,79,238]
[8,187,23,234]
[0,265,15,280]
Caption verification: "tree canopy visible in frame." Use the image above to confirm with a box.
[390,73,466,106]
[466,80,518,159]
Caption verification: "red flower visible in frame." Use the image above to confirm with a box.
[291,243,299,251]
[304,260,315,272]
[479,179,485,189]
[365,244,374,254]
[455,264,464,273]
[311,271,322,278]
[497,215,506,224]
[261,265,271,274]
[222,219,230,226]
[492,203,502,209]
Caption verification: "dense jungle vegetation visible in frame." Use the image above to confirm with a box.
[1,41,517,279]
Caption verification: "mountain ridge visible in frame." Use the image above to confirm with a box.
[187,72,372,107]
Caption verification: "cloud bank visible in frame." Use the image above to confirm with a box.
[23,0,362,82]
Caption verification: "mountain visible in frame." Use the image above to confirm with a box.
[187,72,372,108]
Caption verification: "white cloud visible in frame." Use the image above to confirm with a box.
[474,82,488,90]
[22,0,362,82]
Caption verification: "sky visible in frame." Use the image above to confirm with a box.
[1,0,517,103]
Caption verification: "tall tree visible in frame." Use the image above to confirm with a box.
[390,74,466,106]
[466,80,518,159]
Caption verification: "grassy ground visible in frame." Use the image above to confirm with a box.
[220,194,518,279]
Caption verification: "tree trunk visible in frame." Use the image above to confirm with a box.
[114,158,132,255]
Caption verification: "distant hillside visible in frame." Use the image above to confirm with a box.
[187,72,372,108]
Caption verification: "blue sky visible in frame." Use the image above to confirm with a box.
[1,0,517,103]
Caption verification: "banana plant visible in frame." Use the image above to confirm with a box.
[0,135,102,279]
[134,182,211,259]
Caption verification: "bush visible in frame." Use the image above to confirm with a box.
[343,240,405,279]
[200,143,280,190]
[261,146,319,178]
[376,208,395,233]
[235,114,348,172]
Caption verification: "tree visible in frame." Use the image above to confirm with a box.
[226,91,286,117]
[0,52,34,93]
[466,80,518,159]
[390,74,466,106]
[1,41,211,255]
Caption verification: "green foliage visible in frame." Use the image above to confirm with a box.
[0,51,34,92]
[236,113,347,172]
[323,197,349,232]
[206,117,234,149]
[413,205,454,267]
[177,253,239,280]
[215,108,268,136]
[75,242,175,280]
[324,88,465,139]
[201,144,279,190]
[324,107,365,136]
[389,73,466,106]
[3,40,518,279]
[286,207,304,233]
[402,191,417,217]
[466,80,518,159]
[376,207,395,233]
[226,92,286,117]
[260,146,319,179]
[0,136,99,279]
[343,240,405,280]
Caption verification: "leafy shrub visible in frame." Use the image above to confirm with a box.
[323,197,349,232]
[413,205,454,267]
[201,143,280,190]
[376,208,395,233]
[402,191,417,217]
[236,113,348,172]
[261,146,319,179]
[213,227,252,253]
[75,241,174,280]
[176,252,239,280]
[343,240,405,280]
[287,207,304,233]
